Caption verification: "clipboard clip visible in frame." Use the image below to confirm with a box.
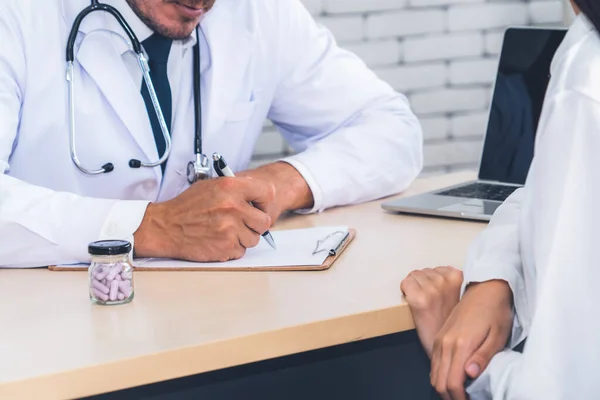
[312,230,350,257]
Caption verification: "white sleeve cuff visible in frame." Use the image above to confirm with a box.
[461,263,528,350]
[279,157,324,214]
[466,349,521,399]
[98,200,151,253]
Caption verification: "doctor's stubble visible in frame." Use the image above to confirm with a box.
[125,0,217,40]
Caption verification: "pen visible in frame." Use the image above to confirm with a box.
[329,231,350,256]
[212,153,277,250]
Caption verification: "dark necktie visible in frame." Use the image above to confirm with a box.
[140,34,173,173]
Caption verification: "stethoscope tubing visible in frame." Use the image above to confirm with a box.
[66,0,203,177]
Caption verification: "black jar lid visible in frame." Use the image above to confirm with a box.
[88,240,132,256]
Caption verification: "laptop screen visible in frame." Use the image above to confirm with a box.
[478,28,567,184]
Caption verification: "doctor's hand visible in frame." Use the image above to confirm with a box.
[429,280,514,400]
[133,177,276,262]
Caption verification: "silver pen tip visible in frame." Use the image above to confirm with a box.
[212,153,221,161]
[263,232,277,250]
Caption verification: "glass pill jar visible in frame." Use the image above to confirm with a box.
[88,240,134,305]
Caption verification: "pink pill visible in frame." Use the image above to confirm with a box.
[95,269,109,280]
[115,274,122,281]
[106,264,123,282]
[102,279,107,286]
[118,293,125,301]
[92,288,109,302]
[121,270,132,280]
[109,280,119,301]
[118,281,132,298]
[92,280,110,295]
[93,265,104,275]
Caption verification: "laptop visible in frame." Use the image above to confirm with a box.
[382,27,567,222]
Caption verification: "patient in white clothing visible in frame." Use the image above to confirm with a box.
[401,1,600,399]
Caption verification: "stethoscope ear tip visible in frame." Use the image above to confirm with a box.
[102,163,115,173]
[129,159,142,169]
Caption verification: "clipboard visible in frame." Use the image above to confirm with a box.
[48,228,356,272]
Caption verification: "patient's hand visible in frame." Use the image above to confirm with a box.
[429,280,513,400]
[400,266,463,358]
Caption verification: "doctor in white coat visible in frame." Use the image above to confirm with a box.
[401,2,600,399]
[0,0,423,268]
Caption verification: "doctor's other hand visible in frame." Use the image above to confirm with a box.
[133,177,275,262]
[429,280,514,400]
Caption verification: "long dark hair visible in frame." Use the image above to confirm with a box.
[574,0,600,32]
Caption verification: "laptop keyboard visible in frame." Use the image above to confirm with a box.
[437,183,520,202]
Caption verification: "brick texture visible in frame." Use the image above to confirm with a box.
[252,0,566,174]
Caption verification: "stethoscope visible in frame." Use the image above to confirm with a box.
[66,0,211,184]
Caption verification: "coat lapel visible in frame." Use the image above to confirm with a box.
[64,0,160,179]
[63,0,254,186]
[201,5,253,140]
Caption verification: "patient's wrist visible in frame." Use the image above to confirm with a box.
[466,280,514,306]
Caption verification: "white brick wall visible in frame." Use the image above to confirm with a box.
[251,0,566,174]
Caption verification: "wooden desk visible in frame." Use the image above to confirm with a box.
[0,171,484,399]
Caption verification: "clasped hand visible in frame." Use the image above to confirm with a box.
[402,269,514,400]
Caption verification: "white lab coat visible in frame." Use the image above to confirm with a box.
[463,14,600,399]
[0,0,422,268]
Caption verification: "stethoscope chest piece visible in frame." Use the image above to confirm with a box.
[187,153,211,184]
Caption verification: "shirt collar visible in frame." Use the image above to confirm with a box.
[578,11,597,33]
[550,13,595,75]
